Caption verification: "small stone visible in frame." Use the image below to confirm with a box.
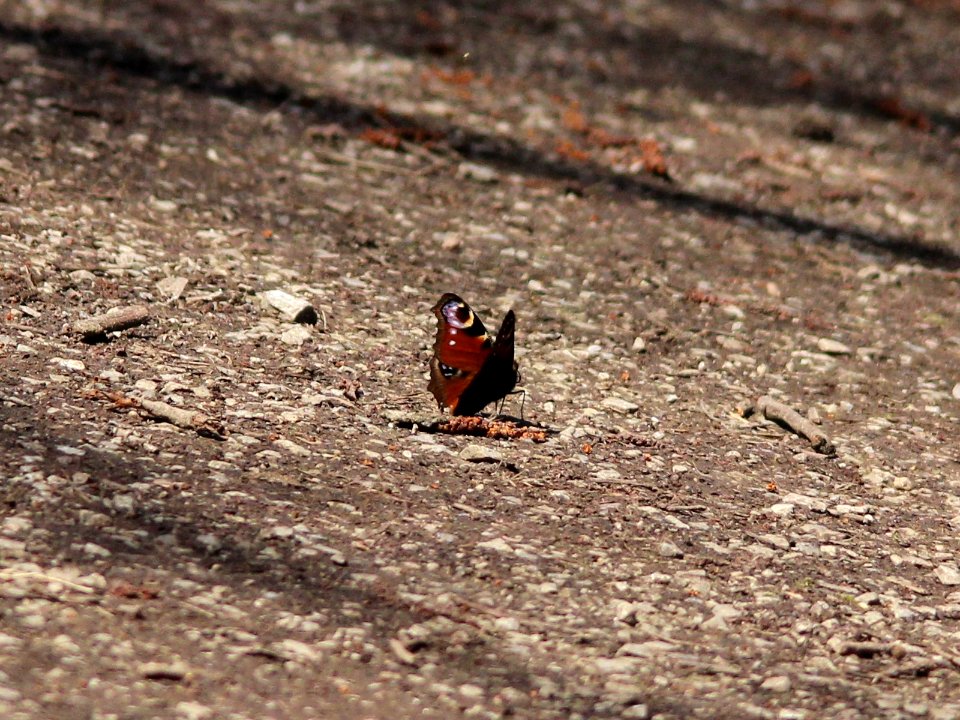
[613,601,639,625]
[459,445,503,464]
[602,397,640,414]
[760,675,792,693]
[274,438,311,456]
[767,503,795,517]
[631,336,646,352]
[934,564,960,586]
[459,683,485,699]
[175,701,212,720]
[157,276,188,301]
[617,640,676,657]
[195,534,221,553]
[275,639,322,663]
[931,704,960,720]
[457,162,499,183]
[701,613,729,631]
[817,338,852,355]
[758,534,790,550]
[658,540,684,559]
[952,383,960,401]
[493,616,519,632]
[440,234,462,251]
[1,516,32,536]
[150,198,179,213]
[69,269,97,283]
[83,542,111,558]
[622,705,649,719]
[280,325,313,346]
[52,357,86,372]
[594,657,641,674]
[477,537,513,554]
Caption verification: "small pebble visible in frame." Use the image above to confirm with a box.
[760,675,792,693]
[658,540,684,559]
[934,564,960,586]
[602,397,640,414]
[175,701,212,720]
[459,445,503,464]
[280,325,313,346]
[817,338,852,355]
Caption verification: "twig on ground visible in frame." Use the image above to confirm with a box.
[98,390,226,440]
[137,397,226,440]
[260,290,319,325]
[313,148,414,175]
[739,395,836,455]
[73,305,151,342]
[837,641,899,658]
[0,570,97,594]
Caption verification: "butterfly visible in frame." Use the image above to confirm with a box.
[427,293,520,416]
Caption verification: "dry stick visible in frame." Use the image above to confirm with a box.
[740,395,836,456]
[837,641,899,658]
[74,304,151,342]
[0,570,97,594]
[260,290,318,325]
[137,397,225,440]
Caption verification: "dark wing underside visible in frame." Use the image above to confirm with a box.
[449,310,518,416]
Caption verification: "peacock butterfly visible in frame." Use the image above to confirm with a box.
[428,293,520,416]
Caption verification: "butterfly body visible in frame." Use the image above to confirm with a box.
[428,293,519,416]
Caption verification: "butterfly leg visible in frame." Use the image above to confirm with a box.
[498,389,526,421]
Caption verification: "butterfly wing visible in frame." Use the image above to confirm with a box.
[428,294,520,416]
[452,310,519,416]
[428,294,495,413]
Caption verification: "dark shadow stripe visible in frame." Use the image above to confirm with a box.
[2,18,957,270]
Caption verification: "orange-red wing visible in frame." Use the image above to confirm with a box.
[427,294,519,416]
[427,294,494,412]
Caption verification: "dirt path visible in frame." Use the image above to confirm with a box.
[2,2,959,719]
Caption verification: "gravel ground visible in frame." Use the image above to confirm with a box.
[2,1,960,719]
